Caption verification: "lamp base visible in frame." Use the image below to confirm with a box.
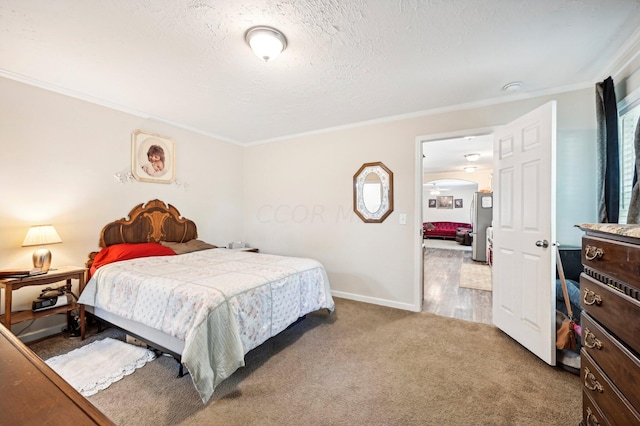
[32,248,52,272]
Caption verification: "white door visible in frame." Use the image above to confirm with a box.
[492,101,557,365]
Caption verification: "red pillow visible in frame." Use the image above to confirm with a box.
[90,243,176,277]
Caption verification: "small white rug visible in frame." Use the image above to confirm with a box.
[46,337,156,397]
[460,262,492,291]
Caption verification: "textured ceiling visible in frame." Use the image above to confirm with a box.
[423,135,494,174]
[2,1,640,145]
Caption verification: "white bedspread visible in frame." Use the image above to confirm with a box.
[78,248,335,402]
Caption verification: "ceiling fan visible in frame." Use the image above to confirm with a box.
[425,181,451,195]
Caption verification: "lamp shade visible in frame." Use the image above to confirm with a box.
[245,26,287,62]
[22,225,62,247]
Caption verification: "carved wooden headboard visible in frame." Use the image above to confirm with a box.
[86,199,198,268]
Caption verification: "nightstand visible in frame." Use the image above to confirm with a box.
[0,266,87,339]
[225,247,259,253]
[239,247,258,253]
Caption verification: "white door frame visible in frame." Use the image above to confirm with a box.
[412,139,424,311]
[414,126,498,312]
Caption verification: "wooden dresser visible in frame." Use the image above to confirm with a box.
[578,224,640,425]
[0,323,114,425]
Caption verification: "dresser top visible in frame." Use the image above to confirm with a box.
[577,223,640,240]
[0,323,114,425]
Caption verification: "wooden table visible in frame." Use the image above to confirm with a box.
[0,266,87,339]
[0,322,114,425]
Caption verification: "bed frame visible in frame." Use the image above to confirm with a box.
[84,199,199,375]
[83,200,330,392]
[86,199,198,270]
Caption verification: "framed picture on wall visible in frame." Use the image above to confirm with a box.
[428,199,437,208]
[131,129,176,183]
[454,199,463,208]
[436,196,453,209]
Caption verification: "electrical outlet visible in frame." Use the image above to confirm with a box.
[399,213,407,225]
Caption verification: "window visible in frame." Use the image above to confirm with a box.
[618,101,640,223]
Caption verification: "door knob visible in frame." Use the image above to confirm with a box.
[535,240,549,248]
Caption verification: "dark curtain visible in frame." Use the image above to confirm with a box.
[595,77,620,223]
[627,115,640,223]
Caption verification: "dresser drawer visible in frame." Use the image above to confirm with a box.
[582,235,640,291]
[581,313,640,412]
[581,349,640,425]
[583,389,610,426]
[580,273,640,355]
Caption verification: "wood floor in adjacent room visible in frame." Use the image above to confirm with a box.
[423,240,493,325]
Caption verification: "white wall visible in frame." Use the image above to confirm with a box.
[0,77,604,338]
[0,77,244,340]
[244,88,599,311]
[422,170,493,225]
[422,184,477,225]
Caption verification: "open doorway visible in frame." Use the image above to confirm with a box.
[421,134,493,324]
[423,178,477,251]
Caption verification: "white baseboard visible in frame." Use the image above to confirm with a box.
[15,321,66,344]
[330,290,420,312]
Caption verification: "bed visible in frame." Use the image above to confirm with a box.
[78,199,335,403]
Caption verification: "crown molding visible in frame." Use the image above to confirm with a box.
[603,26,640,81]
[247,82,593,145]
[0,69,241,146]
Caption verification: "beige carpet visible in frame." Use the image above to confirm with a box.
[29,298,579,426]
[460,262,492,291]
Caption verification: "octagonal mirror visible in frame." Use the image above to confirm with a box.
[353,162,394,223]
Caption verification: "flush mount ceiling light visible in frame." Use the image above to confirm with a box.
[245,26,287,62]
[502,81,523,92]
[464,153,480,162]
[464,166,476,173]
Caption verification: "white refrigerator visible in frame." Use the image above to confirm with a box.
[471,192,493,262]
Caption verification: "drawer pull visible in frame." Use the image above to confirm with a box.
[583,288,602,306]
[583,328,603,350]
[584,245,604,261]
[586,407,601,426]
[584,367,603,393]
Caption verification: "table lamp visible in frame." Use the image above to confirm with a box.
[22,225,62,271]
